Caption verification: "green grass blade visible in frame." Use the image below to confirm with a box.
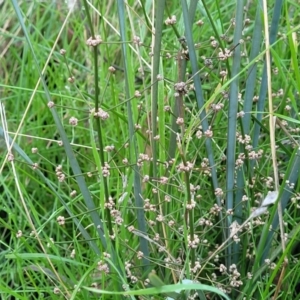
[252,0,284,149]
[242,2,263,132]
[261,147,300,262]
[0,126,100,254]
[225,0,244,268]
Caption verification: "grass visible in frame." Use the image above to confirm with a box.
[1,0,300,299]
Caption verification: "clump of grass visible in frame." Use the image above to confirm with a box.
[1,0,300,299]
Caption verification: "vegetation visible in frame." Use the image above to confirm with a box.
[1,0,300,299]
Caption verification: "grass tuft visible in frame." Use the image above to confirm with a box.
[1,0,300,299]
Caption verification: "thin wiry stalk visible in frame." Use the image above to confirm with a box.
[81,0,114,238]
[116,0,150,271]
[225,0,244,268]
[177,133,196,269]
[181,1,226,240]
[262,2,285,294]
[177,0,200,270]
[201,0,231,77]
[168,0,197,159]
[150,0,166,223]
[151,3,170,266]
[140,1,152,29]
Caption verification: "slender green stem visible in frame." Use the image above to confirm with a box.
[82,0,113,237]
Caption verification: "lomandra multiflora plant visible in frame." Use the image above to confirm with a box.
[2,0,300,299]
